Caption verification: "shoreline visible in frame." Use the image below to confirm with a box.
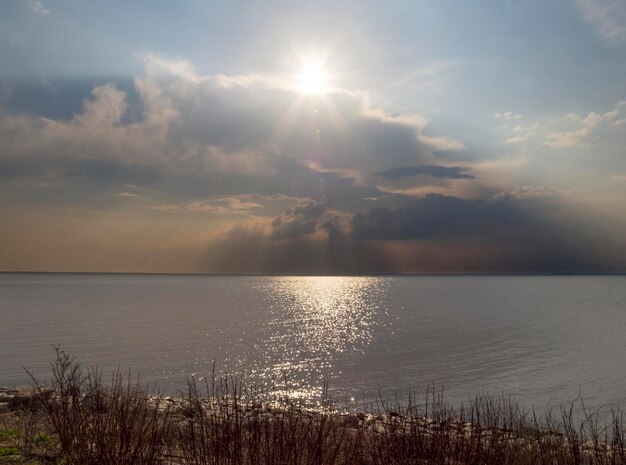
[2,381,624,465]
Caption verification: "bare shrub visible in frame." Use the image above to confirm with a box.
[24,351,626,465]
[28,348,174,465]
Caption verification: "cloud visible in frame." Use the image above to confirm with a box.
[142,53,200,82]
[28,0,49,15]
[611,174,626,182]
[2,55,625,273]
[505,136,529,144]
[490,186,562,201]
[393,61,459,90]
[582,112,602,127]
[271,201,327,240]
[200,192,626,274]
[375,165,475,180]
[151,194,305,216]
[544,127,591,148]
[153,199,256,215]
[566,102,626,127]
[418,135,465,152]
[494,112,523,120]
[0,55,459,186]
[351,194,517,241]
[0,54,480,220]
[566,113,582,122]
[542,100,626,148]
[575,0,626,43]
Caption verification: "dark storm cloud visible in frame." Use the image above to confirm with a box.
[351,194,518,241]
[202,191,626,274]
[375,165,476,180]
[201,222,394,275]
[271,201,327,240]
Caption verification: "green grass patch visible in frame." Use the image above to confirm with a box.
[34,433,53,445]
[0,430,19,441]
[0,447,19,457]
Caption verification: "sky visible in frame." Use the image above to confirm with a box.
[1,0,626,273]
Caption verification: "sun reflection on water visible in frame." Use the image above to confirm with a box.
[248,276,388,405]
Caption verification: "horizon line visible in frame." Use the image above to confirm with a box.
[2,270,626,277]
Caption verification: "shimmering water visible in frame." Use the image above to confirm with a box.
[1,273,626,413]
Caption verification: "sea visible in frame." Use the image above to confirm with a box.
[1,273,625,416]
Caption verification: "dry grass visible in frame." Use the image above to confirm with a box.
[15,350,626,465]
[27,349,174,465]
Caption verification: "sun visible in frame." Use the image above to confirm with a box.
[296,63,329,95]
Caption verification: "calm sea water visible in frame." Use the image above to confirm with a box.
[1,273,625,414]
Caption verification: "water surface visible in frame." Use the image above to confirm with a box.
[1,273,625,414]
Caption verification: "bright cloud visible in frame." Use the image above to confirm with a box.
[1,55,626,273]
[575,0,626,43]
[544,127,592,148]
[543,100,626,148]
[505,136,529,144]
[0,55,469,195]
[494,112,523,120]
[28,0,49,15]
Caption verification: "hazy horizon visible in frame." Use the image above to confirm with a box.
[3,271,626,276]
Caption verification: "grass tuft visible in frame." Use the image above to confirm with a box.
[0,447,20,457]
[19,349,626,465]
